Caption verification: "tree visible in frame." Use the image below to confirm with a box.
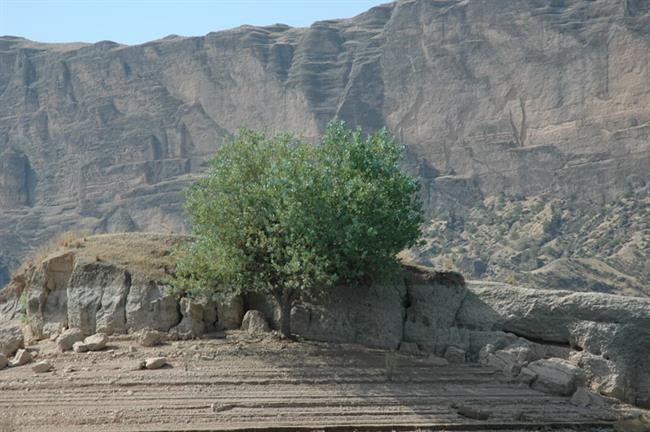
[173,121,423,337]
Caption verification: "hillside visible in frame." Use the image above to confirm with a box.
[1,0,649,291]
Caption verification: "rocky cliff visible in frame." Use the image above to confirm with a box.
[1,0,649,289]
[1,233,648,407]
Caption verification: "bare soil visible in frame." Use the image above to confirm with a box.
[0,331,640,432]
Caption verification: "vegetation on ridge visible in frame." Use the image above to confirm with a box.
[173,121,424,336]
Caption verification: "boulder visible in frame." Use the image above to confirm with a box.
[460,281,650,406]
[459,282,650,345]
[444,346,467,364]
[138,329,165,347]
[72,341,89,353]
[10,348,32,366]
[171,297,208,338]
[0,325,24,357]
[480,343,532,377]
[570,387,609,409]
[524,358,583,396]
[56,328,84,351]
[241,310,270,335]
[32,361,53,373]
[0,353,8,369]
[145,357,167,370]
[84,333,108,351]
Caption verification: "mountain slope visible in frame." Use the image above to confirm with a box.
[1,0,649,291]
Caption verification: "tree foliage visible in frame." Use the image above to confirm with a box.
[174,121,423,335]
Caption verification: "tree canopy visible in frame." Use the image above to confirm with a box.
[174,121,423,336]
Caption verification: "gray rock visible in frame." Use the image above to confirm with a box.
[0,353,7,369]
[0,325,24,357]
[524,358,582,396]
[241,310,270,335]
[57,328,84,351]
[84,333,108,351]
[144,357,167,370]
[570,387,609,409]
[444,346,467,364]
[171,297,208,338]
[138,329,165,347]
[72,341,89,353]
[456,404,490,420]
[481,344,532,377]
[125,276,180,333]
[216,297,244,330]
[32,360,53,373]
[403,268,467,354]
[10,349,32,366]
[289,275,408,349]
[24,252,75,339]
[459,282,650,345]
[66,262,130,336]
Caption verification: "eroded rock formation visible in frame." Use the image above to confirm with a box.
[1,0,649,288]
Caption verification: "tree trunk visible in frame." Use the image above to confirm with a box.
[279,292,292,338]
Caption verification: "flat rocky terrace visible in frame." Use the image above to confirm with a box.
[0,331,641,432]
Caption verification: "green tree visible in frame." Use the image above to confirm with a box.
[174,121,423,337]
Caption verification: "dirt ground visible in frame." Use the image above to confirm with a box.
[0,331,643,432]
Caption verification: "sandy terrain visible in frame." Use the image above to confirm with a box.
[0,331,640,432]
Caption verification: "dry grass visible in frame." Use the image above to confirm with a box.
[5,232,188,291]
[20,230,90,273]
[73,233,188,281]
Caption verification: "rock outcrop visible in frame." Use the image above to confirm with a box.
[1,233,649,408]
[1,0,649,289]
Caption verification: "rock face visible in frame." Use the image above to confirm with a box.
[1,233,649,407]
[1,0,649,287]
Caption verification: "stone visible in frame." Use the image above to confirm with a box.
[32,361,53,373]
[570,387,608,409]
[444,346,467,364]
[241,310,270,335]
[0,353,7,369]
[24,252,75,339]
[73,341,89,353]
[517,367,537,385]
[171,297,208,338]
[0,325,24,357]
[83,333,108,351]
[524,358,582,396]
[288,276,407,349]
[138,329,165,347]
[144,357,167,370]
[10,349,32,366]
[403,267,467,354]
[66,262,131,336]
[456,404,490,420]
[217,297,244,330]
[57,328,85,351]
